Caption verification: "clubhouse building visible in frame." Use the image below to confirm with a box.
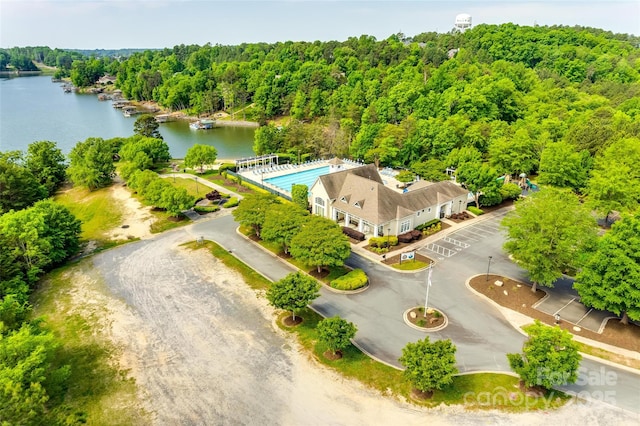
[309,163,469,237]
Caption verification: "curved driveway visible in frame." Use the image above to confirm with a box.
[189,213,640,416]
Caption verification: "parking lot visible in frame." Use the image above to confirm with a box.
[419,212,508,260]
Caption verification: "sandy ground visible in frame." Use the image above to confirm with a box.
[107,184,155,241]
[77,191,638,425]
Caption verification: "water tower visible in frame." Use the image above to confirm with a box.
[454,13,472,33]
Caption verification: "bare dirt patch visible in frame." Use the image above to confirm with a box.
[106,184,155,241]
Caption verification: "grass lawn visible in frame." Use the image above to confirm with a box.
[31,262,146,424]
[277,309,568,411]
[169,176,213,199]
[392,260,429,271]
[54,185,122,248]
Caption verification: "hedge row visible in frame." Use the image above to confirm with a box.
[468,206,484,215]
[398,229,422,243]
[415,218,441,231]
[342,227,365,241]
[369,236,399,248]
[194,205,220,213]
[223,197,240,208]
[330,269,368,290]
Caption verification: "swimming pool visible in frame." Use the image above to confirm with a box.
[265,166,330,193]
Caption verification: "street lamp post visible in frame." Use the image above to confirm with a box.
[486,256,493,281]
[195,176,199,194]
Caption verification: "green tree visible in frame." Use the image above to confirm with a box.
[266,272,320,322]
[456,162,499,208]
[584,138,640,222]
[119,136,171,165]
[24,141,67,196]
[538,141,590,191]
[0,154,47,214]
[410,159,449,182]
[501,188,597,293]
[160,187,195,217]
[261,204,308,254]
[291,184,309,211]
[507,320,581,389]
[184,144,218,173]
[399,337,458,395]
[395,170,414,184]
[289,216,351,273]
[133,114,163,140]
[0,324,71,424]
[574,215,640,324]
[67,137,115,190]
[317,316,357,356]
[231,193,278,238]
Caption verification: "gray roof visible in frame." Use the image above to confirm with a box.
[317,166,467,224]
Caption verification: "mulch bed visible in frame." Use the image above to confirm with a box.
[406,307,445,329]
[410,388,434,400]
[470,275,640,352]
[206,176,252,193]
[282,315,303,327]
[323,350,343,360]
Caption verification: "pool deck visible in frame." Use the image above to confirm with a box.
[238,159,411,196]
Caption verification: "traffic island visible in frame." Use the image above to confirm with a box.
[403,307,448,332]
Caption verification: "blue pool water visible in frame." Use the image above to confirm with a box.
[265,166,330,193]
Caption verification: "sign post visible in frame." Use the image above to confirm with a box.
[400,251,415,265]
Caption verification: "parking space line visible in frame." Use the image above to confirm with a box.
[450,230,481,241]
[575,308,593,325]
[443,236,470,248]
[553,297,577,316]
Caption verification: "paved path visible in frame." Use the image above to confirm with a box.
[189,212,640,415]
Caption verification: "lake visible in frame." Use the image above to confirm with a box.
[0,75,256,159]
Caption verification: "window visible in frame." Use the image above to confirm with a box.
[417,211,421,217]
[400,219,411,233]
[314,197,325,217]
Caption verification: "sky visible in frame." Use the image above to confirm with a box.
[1,0,638,49]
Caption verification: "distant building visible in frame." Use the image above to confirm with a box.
[454,13,472,33]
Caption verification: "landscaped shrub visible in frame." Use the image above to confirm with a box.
[369,236,398,248]
[479,190,502,207]
[421,222,442,236]
[468,206,484,215]
[397,230,423,243]
[500,182,522,200]
[342,227,365,241]
[218,163,236,174]
[330,269,368,290]
[416,218,441,231]
[194,205,220,214]
[223,197,239,208]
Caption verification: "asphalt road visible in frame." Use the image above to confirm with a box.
[189,213,640,416]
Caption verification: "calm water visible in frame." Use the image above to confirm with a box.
[0,75,255,159]
[265,165,329,193]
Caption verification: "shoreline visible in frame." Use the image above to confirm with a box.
[126,99,260,128]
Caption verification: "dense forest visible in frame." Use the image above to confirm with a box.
[102,24,640,172]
